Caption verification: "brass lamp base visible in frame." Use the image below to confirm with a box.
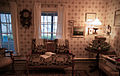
[93,28,98,34]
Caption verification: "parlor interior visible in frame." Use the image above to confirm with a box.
[0,0,120,76]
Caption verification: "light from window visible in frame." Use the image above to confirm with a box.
[41,12,57,40]
[0,13,15,53]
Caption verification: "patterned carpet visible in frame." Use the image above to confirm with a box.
[0,69,89,76]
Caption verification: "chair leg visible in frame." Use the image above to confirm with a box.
[72,63,74,76]
[26,62,29,76]
[26,69,29,76]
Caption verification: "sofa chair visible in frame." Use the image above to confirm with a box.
[26,39,75,76]
[0,48,14,71]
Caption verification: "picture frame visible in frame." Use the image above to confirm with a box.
[106,25,111,35]
[114,10,120,27]
[72,26,85,37]
[85,13,96,22]
[85,13,96,35]
[88,28,94,35]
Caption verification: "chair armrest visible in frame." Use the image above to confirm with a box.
[69,52,75,57]
[68,50,75,60]
[5,51,14,60]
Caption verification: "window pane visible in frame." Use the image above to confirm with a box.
[2,24,7,33]
[2,34,8,42]
[8,43,14,50]
[41,16,43,22]
[47,25,51,32]
[47,16,51,22]
[53,16,58,22]
[53,34,56,39]
[44,25,48,32]
[8,34,13,41]
[47,34,51,40]
[1,43,8,49]
[0,13,15,52]
[8,24,12,33]
[41,12,57,40]
[0,14,6,22]
[43,33,48,39]
[9,14,11,23]
[53,23,57,33]
[44,16,47,22]
[6,14,9,23]
[41,25,43,32]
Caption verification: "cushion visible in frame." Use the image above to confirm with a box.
[55,54,72,65]
[33,45,46,54]
[29,54,72,65]
[45,52,56,56]
[0,57,12,68]
[56,45,69,53]
[57,39,66,46]
[40,52,56,59]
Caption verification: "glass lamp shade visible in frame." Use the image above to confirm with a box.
[92,18,102,26]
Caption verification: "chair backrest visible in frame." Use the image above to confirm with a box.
[0,48,6,57]
[45,39,57,52]
[31,39,69,53]
[56,39,69,48]
[55,39,69,53]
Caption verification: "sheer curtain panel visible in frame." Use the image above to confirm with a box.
[33,3,41,45]
[10,2,19,54]
[56,5,66,39]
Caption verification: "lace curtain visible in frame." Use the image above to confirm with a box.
[34,3,66,42]
[33,3,41,45]
[10,2,19,54]
[56,5,66,39]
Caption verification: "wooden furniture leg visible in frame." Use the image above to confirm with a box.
[72,59,74,76]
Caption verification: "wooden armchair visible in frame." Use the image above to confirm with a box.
[0,48,14,71]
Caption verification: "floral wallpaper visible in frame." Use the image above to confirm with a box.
[106,0,120,56]
[1,0,120,58]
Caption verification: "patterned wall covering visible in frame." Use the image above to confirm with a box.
[106,0,120,56]
[1,0,118,58]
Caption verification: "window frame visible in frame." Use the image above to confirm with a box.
[0,13,15,52]
[41,12,57,40]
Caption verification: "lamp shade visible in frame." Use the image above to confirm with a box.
[92,18,102,26]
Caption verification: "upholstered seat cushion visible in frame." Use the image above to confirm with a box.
[29,54,72,66]
[0,57,12,68]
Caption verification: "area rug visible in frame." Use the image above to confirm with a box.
[0,69,89,76]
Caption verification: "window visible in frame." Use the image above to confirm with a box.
[0,13,15,53]
[41,12,57,40]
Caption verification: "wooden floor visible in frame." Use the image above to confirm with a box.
[0,61,106,76]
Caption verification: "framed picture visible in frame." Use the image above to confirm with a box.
[114,10,120,27]
[72,26,85,37]
[88,28,94,35]
[85,13,96,21]
[106,25,111,35]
